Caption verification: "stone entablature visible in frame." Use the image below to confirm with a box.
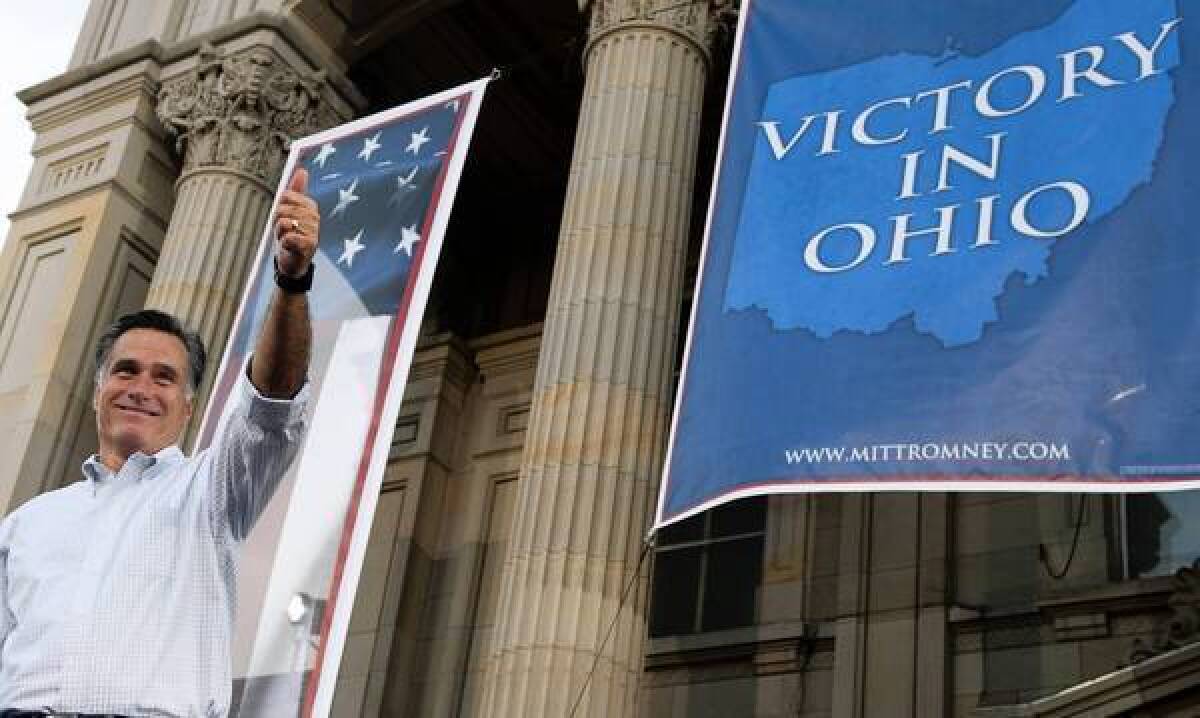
[70,0,295,71]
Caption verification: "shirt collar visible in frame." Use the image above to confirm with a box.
[82,445,185,484]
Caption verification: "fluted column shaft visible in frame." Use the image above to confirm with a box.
[146,169,272,387]
[148,43,333,413]
[481,3,720,716]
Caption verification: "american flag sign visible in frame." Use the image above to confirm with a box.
[195,78,489,718]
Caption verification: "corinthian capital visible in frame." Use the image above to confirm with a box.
[157,43,335,184]
[586,0,737,54]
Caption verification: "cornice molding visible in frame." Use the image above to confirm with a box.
[28,70,161,135]
[471,323,543,379]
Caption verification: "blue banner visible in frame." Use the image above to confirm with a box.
[658,0,1200,525]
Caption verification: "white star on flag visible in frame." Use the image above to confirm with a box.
[445,99,460,113]
[388,167,419,206]
[394,224,421,256]
[331,178,360,218]
[338,229,367,267]
[406,127,431,155]
[313,142,336,168]
[358,132,383,161]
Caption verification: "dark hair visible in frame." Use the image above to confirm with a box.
[93,309,207,396]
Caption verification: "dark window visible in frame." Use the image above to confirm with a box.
[1125,493,1200,578]
[649,497,766,637]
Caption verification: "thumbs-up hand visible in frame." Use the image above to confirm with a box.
[273,168,320,278]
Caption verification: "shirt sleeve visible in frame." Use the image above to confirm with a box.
[205,367,310,541]
[0,516,14,661]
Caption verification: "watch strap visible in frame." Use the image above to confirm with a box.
[274,259,314,293]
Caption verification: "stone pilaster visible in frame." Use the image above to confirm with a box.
[479,2,728,716]
[0,54,178,513]
[150,42,337,414]
[831,493,951,718]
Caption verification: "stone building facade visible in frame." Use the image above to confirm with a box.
[2,1,1199,716]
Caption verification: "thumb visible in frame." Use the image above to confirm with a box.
[288,167,308,193]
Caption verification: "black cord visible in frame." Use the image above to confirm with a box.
[566,538,654,718]
[791,625,816,717]
[1039,494,1087,579]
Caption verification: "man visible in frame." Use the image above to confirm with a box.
[0,169,322,717]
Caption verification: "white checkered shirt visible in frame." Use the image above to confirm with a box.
[0,373,308,717]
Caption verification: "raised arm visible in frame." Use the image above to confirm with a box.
[250,168,320,398]
[210,168,320,540]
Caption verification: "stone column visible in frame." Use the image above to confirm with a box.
[479,2,728,716]
[151,43,335,411]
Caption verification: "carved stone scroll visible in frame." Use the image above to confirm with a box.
[1129,558,1200,664]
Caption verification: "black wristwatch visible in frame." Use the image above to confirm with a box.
[274,259,315,293]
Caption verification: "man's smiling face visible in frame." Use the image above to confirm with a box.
[94,328,194,469]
